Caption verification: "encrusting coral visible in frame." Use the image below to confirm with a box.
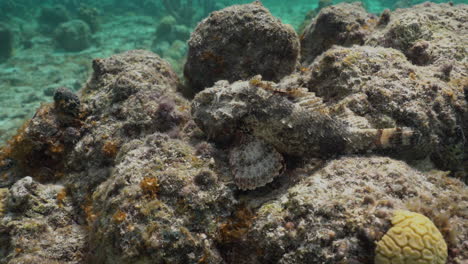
[375,210,448,264]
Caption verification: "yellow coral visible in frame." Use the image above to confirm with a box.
[375,210,447,264]
[0,188,7,217]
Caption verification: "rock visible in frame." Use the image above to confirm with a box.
[53,87,81,117]
[244,156,467,263]
[87,133,235,263]
[65,50,187,204]
[0,23,13,62]
[53,20,91,52]
[300,2,376,65]
[304,45,466,173]
[172,24,191,41]
[297,0,333,35]
[366,2,468,79]
[155,15,176,41]
[184,1,300,94]
[0,177,87,264]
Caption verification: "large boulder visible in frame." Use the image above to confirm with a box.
[300,2,376,65]
[184,1,300,94]
[366,2,468,72]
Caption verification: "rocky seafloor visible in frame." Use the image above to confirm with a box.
[0,1,467,264]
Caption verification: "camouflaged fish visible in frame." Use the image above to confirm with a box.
[191,77,425,190]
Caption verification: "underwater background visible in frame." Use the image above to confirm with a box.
[0,0,467,144]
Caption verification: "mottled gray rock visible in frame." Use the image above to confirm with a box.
[300,2,376,65]
[366,2,468,81]
[184,1,300,94]
[88,133,235,264]
[244,157,468,264]
[303,45,466,173]
[0,50,202,263]
[54,87,81,117]
[65,50,187,204]
[54,20,91,52]
[0,177,87,264]
[38,5,71,28]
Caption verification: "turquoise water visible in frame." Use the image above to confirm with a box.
[0,0,467,144]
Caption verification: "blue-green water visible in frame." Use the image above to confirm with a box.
[0,0,467,144]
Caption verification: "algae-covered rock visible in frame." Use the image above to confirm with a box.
[184,1,300,94]
[54,20,91,52]
[304,45,466,173]
[367,2,467,69]
[77,4,100,33]
[88,133,235,263]
[65,50,187,204]
[0,177,87,264]
[300,2,376,65]
[244,156,467,263]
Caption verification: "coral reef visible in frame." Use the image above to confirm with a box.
[184,2,300,94]
[53,20,92,52]
[375,210,447,264]
[0,2,467,264]
[161,0,196,26]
